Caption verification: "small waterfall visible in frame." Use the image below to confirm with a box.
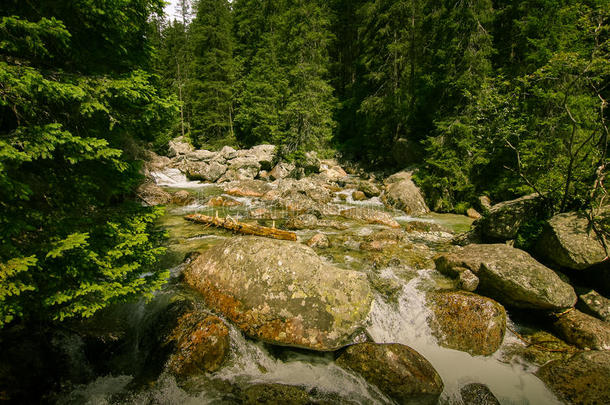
[212,325,391,404]
[366,270,562,405]
[150,168,209,189]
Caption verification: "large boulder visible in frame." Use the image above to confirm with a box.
[167,136,194,157]
[184,237,373,351]
[165,312,230,376]
[537,211,607,270]
[136,181,171,206]
[537,350,610,405]
[434,244,577,310]
[142,298,230,378]
[219,157,261,181]
[185,149,217,161]
[186,161,227,182]
[427,291,506,356]
[475,193,542,241]
[382,171,429,215]
[269,162,295,180]
[336,343,444,405]
[552,309,610,350]
[246,144,275,170]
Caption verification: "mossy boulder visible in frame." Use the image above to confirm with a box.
[382,171,429,215]
[184,237,373,351]
[553,309,610,350]
[434,244,576,310]
[336,343,443,405]
[537,211,607,270]
[475,193,542,241]
[427,291,506,356]
[243,383,309,405]
[460,383,500,405]
[537,350,610,405]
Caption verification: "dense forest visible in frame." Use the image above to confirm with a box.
[157,0,609,213]
[1,0,609,332]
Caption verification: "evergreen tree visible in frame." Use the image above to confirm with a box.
[188,0,236,148]
[0,0,175,327]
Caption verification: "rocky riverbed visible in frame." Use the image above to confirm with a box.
[35,140,610,404]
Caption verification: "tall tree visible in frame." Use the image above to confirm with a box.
[188,0,236,148]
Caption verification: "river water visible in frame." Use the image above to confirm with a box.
[56,169,562,405]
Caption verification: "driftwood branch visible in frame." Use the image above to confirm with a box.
[185,213,297,241]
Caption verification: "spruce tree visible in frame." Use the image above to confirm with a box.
[0,0,175,327]
[188,0,236,148]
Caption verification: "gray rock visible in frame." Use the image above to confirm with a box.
[459,269,479,292]
[357,181,381,198]
[184,237,373,351]
[460,383,500,405]
[577,289,610,322]
[537,350,610,405]
[476,193,542,241]
[221,157,261,181]
[220,145,237,159]
[553,309,610,350]
[427,291,506,356]
[435,244,577,310]
[269,162,295,180]
[136,181,171,206]
[167,136,193,157]
[537,211,607,270]
[336,343,443,405]
[246,144,275,170]
[185,149,217,161]
[382,171,429,215]
[186,161,227,182]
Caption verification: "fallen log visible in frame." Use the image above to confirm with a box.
[185,213,297,241]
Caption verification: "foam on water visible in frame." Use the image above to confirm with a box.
[366,270,562,405]
[213,325,391,404]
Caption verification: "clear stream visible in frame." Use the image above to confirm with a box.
[57,169,562,405]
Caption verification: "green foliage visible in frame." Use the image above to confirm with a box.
[187,0,236,147]
[233,0,336,154]
[0,1,175,327]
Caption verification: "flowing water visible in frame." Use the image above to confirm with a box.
[57,168,562,404]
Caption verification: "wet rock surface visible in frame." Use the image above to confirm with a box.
[242,383,309,405]
[460,383,500,405]
[427,291,506,356]
[552,309,610,350]
[537,350,610,405]
[435,244,577,310]
[165,312,230,376]
[184,237,373,351]
[336,343,444,405]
